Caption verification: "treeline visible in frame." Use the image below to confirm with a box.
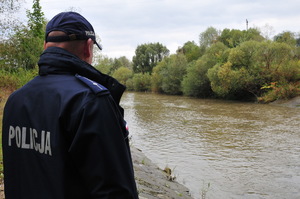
[98,28,300,102]
[1,0,300,102]
[0,0,43,99]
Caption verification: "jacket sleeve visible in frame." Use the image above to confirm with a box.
[68,95,138,199]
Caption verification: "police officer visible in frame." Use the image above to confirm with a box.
[2,12,139,199]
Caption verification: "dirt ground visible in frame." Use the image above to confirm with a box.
[0,179,3,199]
[131,147,193,199]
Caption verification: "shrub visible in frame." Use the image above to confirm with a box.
[182,58,213,97]
[151,54,188,95]
[132,73,152,92]
[112,67,133,86]
[0,68,37,100]
[258,82,300,103]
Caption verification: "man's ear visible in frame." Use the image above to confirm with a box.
[84,39,93,59]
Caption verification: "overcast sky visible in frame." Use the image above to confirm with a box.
[22,0,300,59]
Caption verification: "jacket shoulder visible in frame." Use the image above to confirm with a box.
[75,74,109,96]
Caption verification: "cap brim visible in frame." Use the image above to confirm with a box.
[95,41,102,50]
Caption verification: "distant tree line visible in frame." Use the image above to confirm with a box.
[1,0,299,102]
[106,28,300,102]
[0,0,46,70]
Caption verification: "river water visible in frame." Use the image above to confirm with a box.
[120,92,300,199]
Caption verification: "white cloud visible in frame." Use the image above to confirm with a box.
[20,0,300,59]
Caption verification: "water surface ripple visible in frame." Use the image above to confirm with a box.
[121,92,300,199]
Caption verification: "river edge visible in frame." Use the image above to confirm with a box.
[131,146,193,199]
[270,96,300,108]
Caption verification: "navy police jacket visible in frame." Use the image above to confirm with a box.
[2,47,139,199]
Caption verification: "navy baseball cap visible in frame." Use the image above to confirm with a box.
[45,12,102,50]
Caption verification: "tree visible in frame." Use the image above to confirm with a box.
[1,0,46,69]
[26,0,45,39]
[204,41,229,64]
[13,27,44,69]
[132,73,152,92]
[0,0,21,13]
[228,40,261,68]
[132,42,169,74]
[182,58,213,97]
[112,67,133,85]
[151,59,165,93]
[177,41,202,62]
[199,26,219,48]
[218,28,264,48]
[94,55,132,76]
[257,41,294,72]
[246,28,265,42]
[273,31,297,46]
[112,56,132,71]
[207,61,257,100]
[227,41,267,98]
[152,53,187,95]
[207,40,298,100]
[94,55,114,75]
[115,56,132,69]
[182,42,228,97]
[0,0,22,40]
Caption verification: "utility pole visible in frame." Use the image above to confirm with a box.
[246,19,248,31]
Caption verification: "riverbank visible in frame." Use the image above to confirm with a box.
[270,96,300,108]
[131,146,193,199]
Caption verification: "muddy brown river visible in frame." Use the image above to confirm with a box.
[120,92,300,199]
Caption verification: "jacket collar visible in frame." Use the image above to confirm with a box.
[38,47,126,104]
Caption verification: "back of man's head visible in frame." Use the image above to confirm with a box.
[45,12,102,50]
[44,12,102,64]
